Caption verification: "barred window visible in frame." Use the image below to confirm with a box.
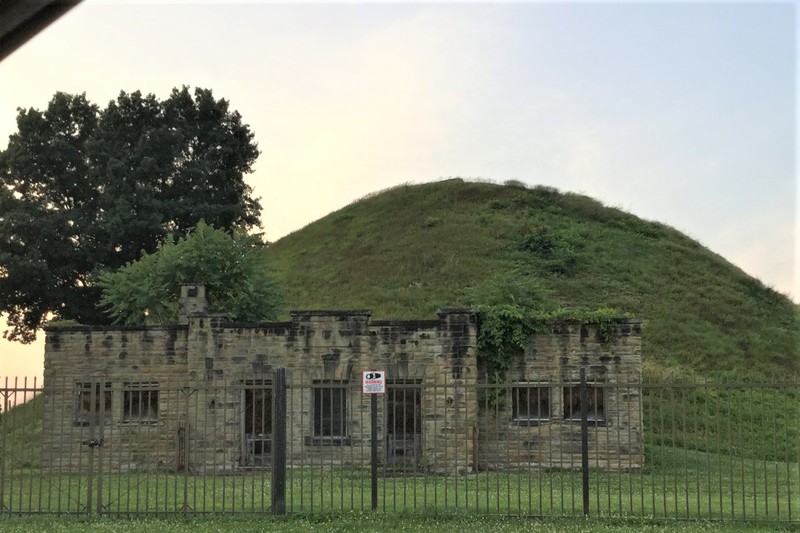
[386,382,421,436]
[563,385,605,422]
[312,382,348,439]
[74,382,112,426]
[242,380,273,465]
[243,380,273,436]
[511,385,550,422]
[123,382,159,423]
[386,381,422,466]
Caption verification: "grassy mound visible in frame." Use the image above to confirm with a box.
[266,178,798,382]
[265,179,798,460]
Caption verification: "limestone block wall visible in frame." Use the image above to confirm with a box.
[476,320,643,470]
[184,309,478,473]
[41,299,640,474]
[41,327,189,471]
[41,307,479,474]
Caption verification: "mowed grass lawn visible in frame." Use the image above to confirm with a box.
[3,445,797,520]
[0,514,799,533]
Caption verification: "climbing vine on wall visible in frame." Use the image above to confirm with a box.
[466,271,629,385]
[476,304,629,381]
[477,303,547,379]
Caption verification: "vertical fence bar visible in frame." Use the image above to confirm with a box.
[0,378,7,513]
[287,374,295,513]
[703,380,711,519]
[791,383,798,522]
[97,381,107,516]
[84,382,96,517]
[371,393,378,511]
[40,379,52,513]
[199,386,208,513]
[272,367,287,515]
[23,379,33,513]
[790,384,796,520]
[580,368,590,518]
[181,388,189,515]
[10,378,17,513]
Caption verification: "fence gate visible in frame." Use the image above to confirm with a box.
[92,384,201,515]
[66,377,287,516]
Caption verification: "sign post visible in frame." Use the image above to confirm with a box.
[362,370,385,510]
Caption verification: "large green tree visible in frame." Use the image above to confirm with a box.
[0,87,261,342]
[97,222,282,325]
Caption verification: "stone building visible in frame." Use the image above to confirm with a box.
[42,284,643,474]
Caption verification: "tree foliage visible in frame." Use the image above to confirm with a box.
[0,87,261,341]
[97,222,282,325]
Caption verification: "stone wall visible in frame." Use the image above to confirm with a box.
[41,285,641,474]
[476,320,643,470]
[177,308,478,472]
[42,291,479,474]
[42,326,190,471]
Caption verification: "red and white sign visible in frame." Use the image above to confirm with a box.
[362,370,386,394]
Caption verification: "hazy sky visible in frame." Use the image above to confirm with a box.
[0,1,796,382]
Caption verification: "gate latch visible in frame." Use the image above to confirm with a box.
[82,437,104,448]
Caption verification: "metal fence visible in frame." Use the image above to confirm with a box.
[1,372,798,523]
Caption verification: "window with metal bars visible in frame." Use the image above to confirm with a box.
[241,380,273,465]
[306,381,350,445]
[122,382,159,423]
[386,382,422,465]
[386,383,421,436]
[73,382,112,426]
[563,384,605,424]
[511,385,550,424]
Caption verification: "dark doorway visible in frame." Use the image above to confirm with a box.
[386,382,421,466]
[241,381,272,466]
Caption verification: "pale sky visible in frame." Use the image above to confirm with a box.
[0,1,797,383]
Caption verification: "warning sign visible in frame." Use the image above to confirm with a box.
[362,370,386,394]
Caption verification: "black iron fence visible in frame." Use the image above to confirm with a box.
[0,372,798,523]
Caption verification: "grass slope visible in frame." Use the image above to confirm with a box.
[266,179,798,382]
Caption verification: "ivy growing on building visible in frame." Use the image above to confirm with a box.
[477,305,627,376]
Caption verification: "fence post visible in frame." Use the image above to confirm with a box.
[96,384,107,516]
[580,367,590,518]
[371,393,378,511]
[271,367,287,515]
[0,380,7,512]
[85,383,96,516]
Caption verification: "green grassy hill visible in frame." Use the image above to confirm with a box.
[266,178,798,382]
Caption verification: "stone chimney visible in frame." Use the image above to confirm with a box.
[178,283,209,324]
